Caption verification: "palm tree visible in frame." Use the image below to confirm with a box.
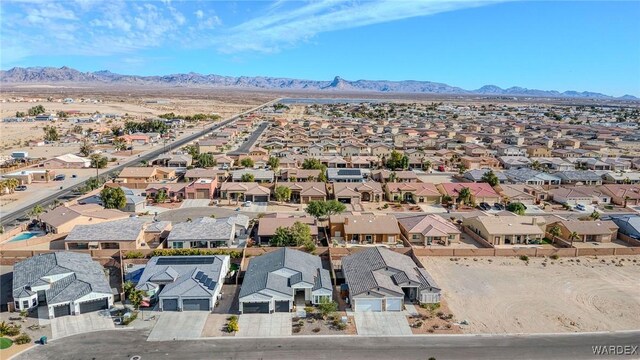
[589,210,600,220]
[548,224,561,244]
[569,231,580,247]
[457,187,472,206]
[423,160,432,172]
[29,204,44,222]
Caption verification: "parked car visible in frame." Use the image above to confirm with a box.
[478,202,491,211]
[53,174,66,181]
[575,204,586,211]
[494,203,504,210]
[243,201,253,207]
[15,185,27,191]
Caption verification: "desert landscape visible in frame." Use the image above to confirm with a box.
[0,87,276,156]
[421,256,640,334]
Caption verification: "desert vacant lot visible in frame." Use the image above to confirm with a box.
[420,256,640,334]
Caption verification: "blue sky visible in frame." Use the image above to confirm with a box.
[1,0,639,96]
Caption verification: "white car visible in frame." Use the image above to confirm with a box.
[243,201,252,207]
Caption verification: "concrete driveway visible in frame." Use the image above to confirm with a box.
[242,202,268,213]
[237,313,291,337]
[181,199,211,208]
[148,311,209,341]
[353,312,412,336]
[51,310,115,339]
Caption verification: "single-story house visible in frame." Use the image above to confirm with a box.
[329,214,401,245]
[136,255,229,312]
[167,217,236,249]
[438,183,502,205]
[219,182,271,203]
[42,153,90,168]
[546,220,618,244]
[555,171,603,186]
[397,214,461,246]
[550,186,610,206]
[326,168,367,182]
[239,248,332,314]
[503,169,561,186]
[274,182,327,204]
[462,215,546,246]
[332,181,383,203]
[385,182,441,204]
[463,169,509,184]
[256,215,318,245]
[597,184,640,207]
[342,247,441,312]
[64,218,166,250]
[231,169,274,183]
[609,215,640,239]
[39,204,129,234]
[12,252,113,318]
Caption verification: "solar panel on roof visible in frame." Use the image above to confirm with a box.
[156,257,215,265]
[195,271,205,280]
[338,169,361,176]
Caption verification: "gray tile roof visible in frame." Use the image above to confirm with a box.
[65,218,147,242]
[239,248,331,300]
[167,217,234,241]
[342,247,440,297]
[12,252,111,304]
[136,256,228,298]
[555,170,602,181]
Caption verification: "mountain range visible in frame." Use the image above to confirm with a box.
[1,66,636,100]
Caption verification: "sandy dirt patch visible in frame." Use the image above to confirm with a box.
[420,256,640,334]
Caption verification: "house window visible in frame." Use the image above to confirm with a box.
[15,301,19,309]
[22,300,29,309]
[365,235,373,243]
[32,298,37,306]
[190,241,208,248]
[172,242,184,249]
[412,234,420,240]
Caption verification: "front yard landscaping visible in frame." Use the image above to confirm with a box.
[407,301,462,335]
[292,310,356,335]
[0,337,13,349]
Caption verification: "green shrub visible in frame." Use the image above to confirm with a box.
[335,322,347,330]
[124,251,144,259]
[304,306,315,314]
[14,333,31,345]
[122,311,138,325]
[150,248,242,259]
[227,318,239,333]
[0,322,20,337]
[550,254,559,260]
[421,303,441,312]
[519,255,529,261]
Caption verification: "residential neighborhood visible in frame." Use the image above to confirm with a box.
[1,98,639,357]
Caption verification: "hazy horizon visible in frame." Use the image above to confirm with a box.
[1,1,639,96]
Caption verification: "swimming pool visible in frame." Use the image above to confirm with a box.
[9,231,44,242]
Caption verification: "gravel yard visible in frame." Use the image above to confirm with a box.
[420,256,640,334]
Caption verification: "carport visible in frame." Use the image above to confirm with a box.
[241,301,270,314]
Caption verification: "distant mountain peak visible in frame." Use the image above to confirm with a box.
[0,66,636,100]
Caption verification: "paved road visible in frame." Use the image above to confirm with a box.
[15,330,640,360]
[0,99,279,228]
[228,121,270,155]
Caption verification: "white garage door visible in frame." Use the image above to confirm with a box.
[386,298,403,311]
[355,298,382,312]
